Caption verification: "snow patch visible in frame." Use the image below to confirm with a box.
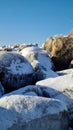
[6,59,33,75]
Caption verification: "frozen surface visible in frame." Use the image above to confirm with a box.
[0,95,67,130]
[6,59,33,75]
[20,46,58,78]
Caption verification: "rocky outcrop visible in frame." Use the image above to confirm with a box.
[0,52,35,93]
[20,46,58,80]
[43,34,73,70]
[0,95,68,130]
[0,39,73,130]
[36,70,73,128]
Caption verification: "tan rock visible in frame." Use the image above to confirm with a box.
[43,34,73,70]
[68,29,73,37]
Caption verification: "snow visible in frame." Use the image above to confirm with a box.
[36,74,73,92]
[0,95,67,130]
[36,73,73,108]
[38,53,52,70]
[0,52,34,75]
[20,46,49,54]
[20,46,58,78]
[35,52,58,78]
[23,91,37,96]
[3,85,42,97]
[6,59,33,75]
[0,95,67,115]
[57,69,73,76]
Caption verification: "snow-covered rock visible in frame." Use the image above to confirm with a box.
[0,95,68,130]
[36,73,73,128]
[0,82,4,97]
[3,85,43,97]
[0,52,35,93]
[20,46,58,80]
[57,68,73,76]
[36,73,73,107]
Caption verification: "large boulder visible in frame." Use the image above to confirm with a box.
[0,95,68,130]
[36,71,73,128]
[0,52,34,93]
[43,34,73,70]
[20,46,58,80]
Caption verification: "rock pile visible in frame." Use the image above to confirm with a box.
[0,34,73,129]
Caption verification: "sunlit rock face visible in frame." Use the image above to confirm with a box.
[20,46,58,80]
[43,35,73,71]
[0,52,35,93]
[0,95,68,130]
[68,29,73,37]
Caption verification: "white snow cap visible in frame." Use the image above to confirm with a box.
[20,46,58,78]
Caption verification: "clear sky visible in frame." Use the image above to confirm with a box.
[0,0,73,46]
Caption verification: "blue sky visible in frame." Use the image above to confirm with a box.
[0,0,73,45]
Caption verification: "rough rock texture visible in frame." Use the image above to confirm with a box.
[4,85,43,97]
[36,71,73,128]
[20,46,58,80]
[43,35,73,70]
[0,95,68,130]
[0,52,35,93]
[0,82,4,97]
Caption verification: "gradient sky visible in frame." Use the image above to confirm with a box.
[0,0,73,46]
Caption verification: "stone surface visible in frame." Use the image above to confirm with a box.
[36,73,73,107]
[36,72,73,128]
[43,35,73,70]
[0,52,35,93]
[0,95,68,130]
[69,60,73,68]
[57,68,73,76]
[0,82,4,97]
[4,85,43,97]
[20,46,58,80]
